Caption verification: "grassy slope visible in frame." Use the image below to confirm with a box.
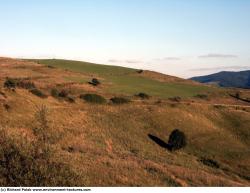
[31,59,216,98]
[0,58,250,186]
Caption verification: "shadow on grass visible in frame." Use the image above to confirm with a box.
[148,134,172,151]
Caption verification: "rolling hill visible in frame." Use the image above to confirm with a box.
[0,57,250,186]
[191,70,250,89]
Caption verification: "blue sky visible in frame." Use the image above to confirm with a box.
[0,0,249,77]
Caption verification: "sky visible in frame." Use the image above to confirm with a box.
[0,0,250,78]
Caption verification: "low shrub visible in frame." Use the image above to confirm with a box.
[30,89,47,98]
[195,94,208,100]
[58,89,68,98]
[80,94,106,104]
[51,88,59,98]
[4,78,16,89]
[110,97,130,104]
[16,80,36,90]
[199,158,220,169]
[168,129,187,151]
[136,92,150,99]
[89,78,101,86]
[137,70,143,74]
[3,104,10,111]
[47,65,55,69]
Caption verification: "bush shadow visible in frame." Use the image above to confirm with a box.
[148,134,172,151]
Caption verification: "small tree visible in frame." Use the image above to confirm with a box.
[168,129,187,151]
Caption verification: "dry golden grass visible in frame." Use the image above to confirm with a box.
[0,58,250,186]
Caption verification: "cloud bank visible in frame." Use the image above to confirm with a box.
[198,54,238,58]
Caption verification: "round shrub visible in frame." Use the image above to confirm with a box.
[90,78,101,86]
[137,70,143,74]
[110,97,130,104]
[168,129,187,151]
[80,94,106,104]
[136,92,150,99]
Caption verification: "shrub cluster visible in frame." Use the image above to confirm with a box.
[16,80,36,90]
[4,78,16,89]
[4,78,36,90]
[50,88,75,103]
[110,97,130,104]
[80,94,106,104]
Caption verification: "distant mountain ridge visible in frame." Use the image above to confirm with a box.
[190,70,250,89]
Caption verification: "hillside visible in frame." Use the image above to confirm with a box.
[191,70,250,89]
[0,57,250,186]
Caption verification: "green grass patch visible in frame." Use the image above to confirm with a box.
[31,59,217,99]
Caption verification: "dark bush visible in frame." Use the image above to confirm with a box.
[3,104,10,111]
[58,89,68,98]
[199,158,220,169]
[195,94,208,100]
[30,89,47,98]
[51,88,59,98]
[136,92,150,99]
[168,129,187,151]
[89,78,101,86]
[110,97,130,104]
[4,78,16,89]
[16,80,36,90]
[137,70,143,74]
[47,65,55,69]
[80,94,106,104]
[4,78,36,90]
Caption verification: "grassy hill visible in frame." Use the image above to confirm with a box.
[0,57,250,186]
[31,59,216,98]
